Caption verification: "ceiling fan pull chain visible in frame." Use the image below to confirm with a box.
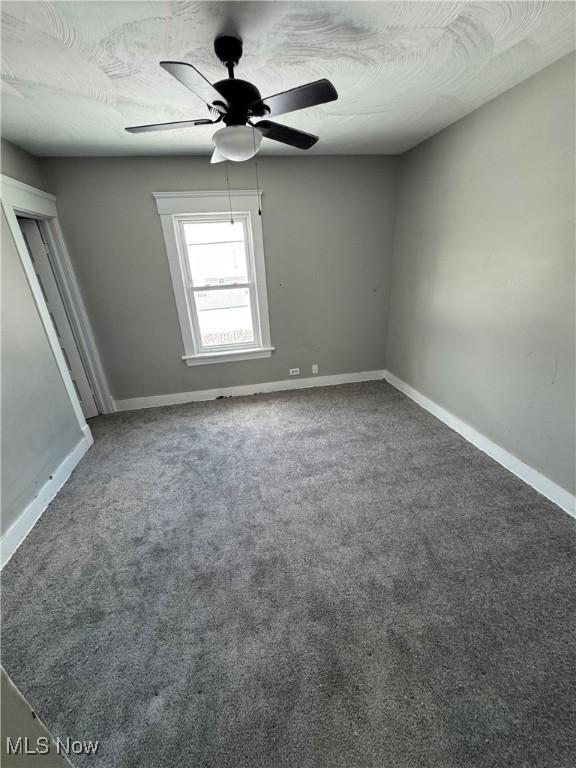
[252,127,262,216]
[225,161,234,225]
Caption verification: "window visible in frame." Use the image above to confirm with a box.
[154,191,273,365]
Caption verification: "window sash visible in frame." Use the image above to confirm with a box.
[189,282,251,291]
[176,213,263,354]
[190,285,260,353]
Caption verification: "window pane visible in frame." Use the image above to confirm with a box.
[183,220,249,287]
[186,241,248,287]
[194,288,255,347]
[184,220,244,245]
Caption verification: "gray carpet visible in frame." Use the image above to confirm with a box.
[2,381,575,768]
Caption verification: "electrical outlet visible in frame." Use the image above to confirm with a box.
[312,364,319,375]
[289,368,300,376]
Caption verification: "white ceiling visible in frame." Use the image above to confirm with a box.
[1,1,574,157]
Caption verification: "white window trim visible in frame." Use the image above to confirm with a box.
[154,190,273,366]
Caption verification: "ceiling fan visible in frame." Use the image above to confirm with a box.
[125,36,338,163]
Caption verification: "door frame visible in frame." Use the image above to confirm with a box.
[1,174,114,414]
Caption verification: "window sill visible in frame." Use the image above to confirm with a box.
[182,347,275,366]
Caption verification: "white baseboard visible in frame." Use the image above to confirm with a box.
[383,370,575,518]
[0,426,94,569]
[113,369,387,412]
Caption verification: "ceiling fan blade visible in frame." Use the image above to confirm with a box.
[125,119,214,134]
[210,148,226,164]
[252,79,337,118]
[254,120,318,150]
[160,61,229,112]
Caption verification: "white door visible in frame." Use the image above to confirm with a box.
[18,218,99,418]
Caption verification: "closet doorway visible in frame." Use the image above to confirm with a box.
[18,217,99,418]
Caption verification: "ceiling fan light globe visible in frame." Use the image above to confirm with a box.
[210,148,226,164]
[212,125,262,162]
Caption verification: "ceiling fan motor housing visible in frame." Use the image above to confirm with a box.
[212,36,269,124]
[213,79,267,125]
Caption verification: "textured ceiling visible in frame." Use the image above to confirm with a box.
[1,1,574,157]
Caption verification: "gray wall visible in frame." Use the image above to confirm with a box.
[1,142,83,538]
[1,138,47,191]
[40,156,397,400]
[1,208,83,536]
[386,53,575,494]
